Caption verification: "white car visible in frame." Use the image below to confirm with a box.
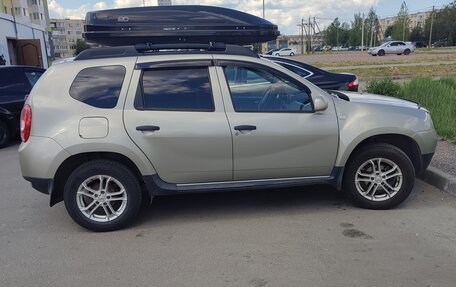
[368,41,415,56]
[271,48,295,56]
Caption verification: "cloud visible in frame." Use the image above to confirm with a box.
[94,1,107,10]
[48,0,380,34]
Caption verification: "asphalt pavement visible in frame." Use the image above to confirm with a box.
[1,143,456,287]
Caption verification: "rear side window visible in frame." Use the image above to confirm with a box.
[0,69,29,93]
[24,70,44,86]
[140,67,214,111]
[69,65,126,109]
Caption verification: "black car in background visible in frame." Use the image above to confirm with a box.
[0,66,45,148]
[262,55,359,92]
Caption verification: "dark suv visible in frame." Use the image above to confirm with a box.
[0,66,45,147]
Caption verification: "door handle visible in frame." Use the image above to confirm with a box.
[136,125,160,132]
[234,125,257,131]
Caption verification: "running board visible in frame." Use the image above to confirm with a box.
[143,168,343,196]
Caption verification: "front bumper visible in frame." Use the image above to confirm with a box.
[420,153,434,173]
[23,177,53,195]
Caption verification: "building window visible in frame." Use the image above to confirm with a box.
[68,31,71,35]
[14,7,21,16]
[40,13,43,20]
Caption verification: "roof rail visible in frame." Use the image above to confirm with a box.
[74,42,258,61]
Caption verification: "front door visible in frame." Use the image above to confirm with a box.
[16,40,42,67]
[123,60,232,184]
[215,61,339,181]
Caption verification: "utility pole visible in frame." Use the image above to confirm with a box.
[369,17,374,48]
[299,18,304,54]
[308,17,312,53]
[361,13,364,51]
[262,0,265,19]
[402,1,407,41]
[429,5,434,48]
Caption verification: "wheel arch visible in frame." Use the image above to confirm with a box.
[339,133,422,176]
[51,152,147,206]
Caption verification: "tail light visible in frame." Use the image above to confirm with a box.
[348,78,359,91]
[20,104,32,142]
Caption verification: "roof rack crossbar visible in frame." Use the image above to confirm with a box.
[74,42,258,61]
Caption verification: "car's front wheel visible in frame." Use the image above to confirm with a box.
[64,160,142,232]
[290,52,295,56]
[343,143,415,209]
[403,49,411,55]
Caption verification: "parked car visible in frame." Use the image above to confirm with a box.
[0,65,45,148]
[270,47,295,56]
[20,43,437,231]
[368,41,415,56]
[262,55,359,91]
[265,48,280,55]
[331,46,349,51]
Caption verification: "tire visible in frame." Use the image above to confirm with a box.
[290,52,295,56]
[378,50,385,56]
[64,160,142,232]
[0,121,10,148]
[343,143,415,210]
[403,49,411,55]
[274,53,280,56]
[397,53,402,55]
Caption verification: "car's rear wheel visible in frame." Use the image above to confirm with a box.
[64,160,142,232]
[343,143,415,209]
[403,49,411,55]
[290,52,295,56]
[0,121,10,148]
[378,50,385,56]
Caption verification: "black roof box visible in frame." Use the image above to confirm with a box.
[84,5,280,46]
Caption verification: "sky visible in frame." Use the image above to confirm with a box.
[48,0,452,35]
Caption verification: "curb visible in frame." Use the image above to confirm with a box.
[419,166,456,196]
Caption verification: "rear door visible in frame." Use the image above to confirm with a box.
[123,58,233,184]
[215,59,339,180]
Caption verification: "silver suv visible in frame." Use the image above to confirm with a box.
[19,44,437,231]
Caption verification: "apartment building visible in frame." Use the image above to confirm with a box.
[379,11,432,38]
[50,19,84,59]
[0,0,51,67]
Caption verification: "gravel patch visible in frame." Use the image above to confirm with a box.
[430,140,456,177]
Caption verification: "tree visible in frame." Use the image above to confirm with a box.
[384,25,393,38]
[348,13,363,46]
[365,7,380,46]
[75,39,91,56]
[409,26,424,42]
[424,1,456,46]
[391,1,410,41]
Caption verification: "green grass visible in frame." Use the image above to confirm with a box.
[398,77,456,142]
[331,63,456,81]
[312,56,456,68]
[367,77,456,141]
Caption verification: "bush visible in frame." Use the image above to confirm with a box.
[366,77,401,97]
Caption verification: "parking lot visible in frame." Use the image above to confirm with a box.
[1,142,456,286]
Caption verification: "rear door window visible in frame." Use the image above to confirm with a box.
[69,65,126,109]
[139,67,214,111]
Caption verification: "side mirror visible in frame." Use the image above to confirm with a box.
[313,96,328,112]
